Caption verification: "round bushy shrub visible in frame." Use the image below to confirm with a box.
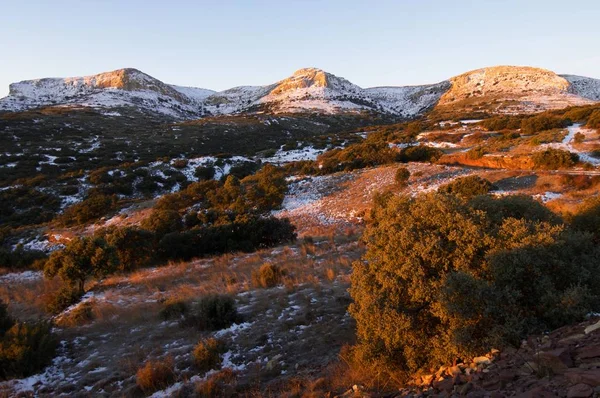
[251,263,285,288]
[532,148,579,170]
[395,167,410,186]
[183,295,239,331]
[193,338,225,372]
[350,193,600,373]
[438,175,493,199]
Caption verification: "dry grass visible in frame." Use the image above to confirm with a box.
[0,277,62,321]
[136,356,176,394]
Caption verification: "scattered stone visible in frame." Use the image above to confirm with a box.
[473,356,491,366]
[433,377,454,392]
[567,383,593,398]
[584,321,600,335]
[577,345,600,360]
[537,347,573,373]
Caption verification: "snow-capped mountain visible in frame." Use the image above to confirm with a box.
[205,67,450,117]
[562,74,600,101]
[0,68,214,118]
[1,65,599,119]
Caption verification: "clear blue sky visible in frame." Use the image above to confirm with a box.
[1,0,599,97]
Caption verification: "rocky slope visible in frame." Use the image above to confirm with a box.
[394,316,600,397]
[1,65,599,119]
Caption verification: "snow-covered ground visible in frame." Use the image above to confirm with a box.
[538,123,600,165]
[262,145,325,164]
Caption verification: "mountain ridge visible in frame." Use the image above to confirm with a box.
[2,65,600,119]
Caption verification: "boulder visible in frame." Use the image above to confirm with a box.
[566,383,593,398]
[578,345,600,360]
[565,369,600,386]
[584,321,600,335]
[537,348,573,373]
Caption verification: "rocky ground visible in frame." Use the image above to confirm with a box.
[362,316,600,398]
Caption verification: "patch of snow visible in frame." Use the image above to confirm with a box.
[262,145,325,164]
[0,271,43,284]
[534,192,563,203]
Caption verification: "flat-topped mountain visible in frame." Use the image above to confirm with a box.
[1,65,599,118]
[436,66,600,114]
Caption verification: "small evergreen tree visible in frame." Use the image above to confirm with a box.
[44,237,118,294]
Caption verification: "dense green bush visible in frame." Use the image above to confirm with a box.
[586,109,600,130]
[521,115,569,134]
[58,194,116,226]
[0,246,47,271]
[532,148,579,170]
[480,116,523,131]
[44,236,118,294]
[195,165,215,181]
[399,145,443,163]
[570,197,600,240]
[0,187,61,228]
[95,226,155,271]
[140,210,183,238]
[316,141,400,174]
[159,300,188,320]
[158,216,296,261]
[466,146,487,160]
[0,300,57,380]
[394,167,410,186]
[350,193,600,373]
[183,295,239,331]
[438,175,493,199]
[45,285,84,315]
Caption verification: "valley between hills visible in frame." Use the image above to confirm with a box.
[1,65,600,397]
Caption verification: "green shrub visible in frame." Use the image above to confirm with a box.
[466,146,487,160]
[521,115,569,134]
[57,301,95,327]
[193,338,225,372]
[0,301,12,336]
[0,320,58,380]
[160,300,188,320]
[44,285,84,315]
[171,159,188,169]
[140,210,183,237]
[438,175,493,199]
[532,148,579,170]
[0,247,47,271]
[400,145,443,163]
[586,110,600,129]
[570,197,600,240]
[251,263,285,288]
[350,193,600,373]
[195,165,215,181]
[183,295,239,331]
[44,237,118,294]
[58,194,116,226]
[394,167,410,186]
[95,226,155,272]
